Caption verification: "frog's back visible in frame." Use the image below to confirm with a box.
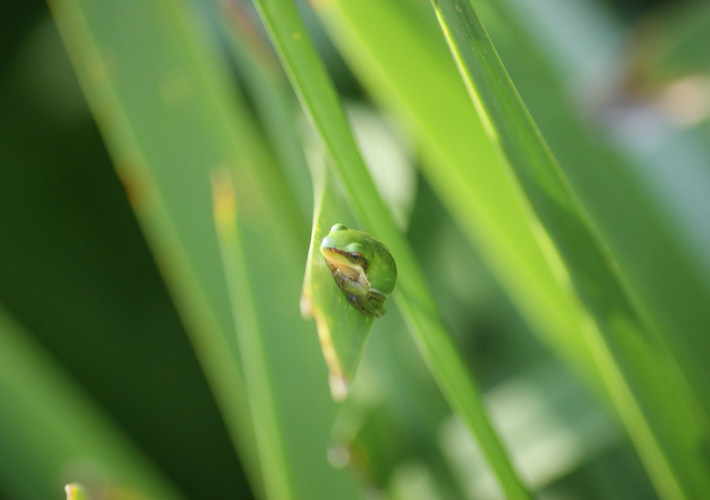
[370,238,397,295]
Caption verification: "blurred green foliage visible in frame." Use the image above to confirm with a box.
[0,3,248,499]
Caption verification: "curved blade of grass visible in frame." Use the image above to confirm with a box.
[431,1,710,498]
[249,0,531,498]
[0,306,183,500]
[301,159,374,400]
[212,172,294,500]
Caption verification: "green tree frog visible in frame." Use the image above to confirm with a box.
[320,223,397,317]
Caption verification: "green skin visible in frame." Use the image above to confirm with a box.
[320,224,397,317]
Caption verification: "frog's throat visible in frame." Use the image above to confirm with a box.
[324,257,366,282]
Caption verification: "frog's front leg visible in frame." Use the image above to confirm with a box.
[330,269,384,317]
[330,268,366,295]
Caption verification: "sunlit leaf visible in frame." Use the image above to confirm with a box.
[431,1,710,498]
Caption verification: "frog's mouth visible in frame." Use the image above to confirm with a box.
[320,247,366,282]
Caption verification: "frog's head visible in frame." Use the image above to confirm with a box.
[319,224,373,281]
[320,223,397,302]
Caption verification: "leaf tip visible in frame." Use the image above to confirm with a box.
[329,373,350,401]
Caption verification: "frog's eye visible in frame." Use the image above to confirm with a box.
[348,252,363,263]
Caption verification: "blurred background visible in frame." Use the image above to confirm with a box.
[1,1,250,498]
[1,0,708,499]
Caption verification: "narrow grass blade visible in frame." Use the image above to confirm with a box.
[249,0,531,497]
[211,172,294,500]
[301,158,374,400]
[217,0,314,223]
[431,1,710,498]
[0,306,183,500]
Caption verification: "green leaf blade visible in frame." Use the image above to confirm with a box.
[431,1,710,498]
[212,172,295,500]
[301,163,375,399]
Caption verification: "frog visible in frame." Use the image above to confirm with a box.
[320,223,397,317]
